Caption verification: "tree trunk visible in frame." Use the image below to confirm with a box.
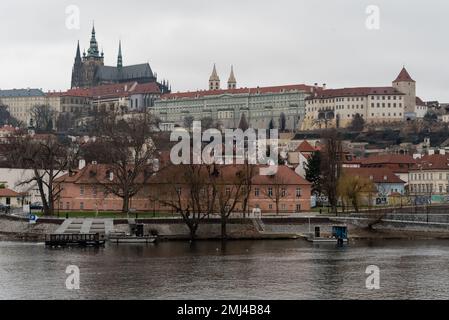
[188,224,198,241]
[221,214,227,241]
[122,194,130,213]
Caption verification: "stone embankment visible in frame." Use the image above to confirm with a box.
[0,214,61,241]
[3,212,449,242]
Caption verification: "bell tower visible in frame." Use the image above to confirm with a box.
[209,64,220,90]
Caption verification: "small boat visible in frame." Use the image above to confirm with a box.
[108,233,157,244]
[307,237,348,244]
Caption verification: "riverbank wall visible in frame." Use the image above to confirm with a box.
[3,212,449,242]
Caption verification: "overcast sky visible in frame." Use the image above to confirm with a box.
[0,0,448,101]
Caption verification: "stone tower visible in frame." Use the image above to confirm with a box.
[227,65,236,89]
[209,64,220,90]
[392,67,416,115]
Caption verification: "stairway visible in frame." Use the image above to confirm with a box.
[55,218,114,235]
[252,218,265,232]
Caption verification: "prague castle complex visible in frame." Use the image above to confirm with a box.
[71,24,170,93]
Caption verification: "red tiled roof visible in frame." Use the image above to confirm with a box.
[160,84,316,100]
[0,188,21,197]
[295,140,316,153]
[46,82,160,99]
[343,168,405,184]
[414,154,449,170]
[361,154,417,165]
[416,97,426,106]
[307,87,403,100]
[133,82,161,94]
[393,67,415,83]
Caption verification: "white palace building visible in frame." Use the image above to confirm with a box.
[152,66,427,132]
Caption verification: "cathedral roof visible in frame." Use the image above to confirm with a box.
[95,63,154,83]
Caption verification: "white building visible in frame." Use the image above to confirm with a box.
[302,67,426,129]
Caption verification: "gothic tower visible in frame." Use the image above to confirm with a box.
[71,41,83,88]
[392,66,416,115]
[117,40,123,68]
[227,65,237,89]
[209,64,220,90]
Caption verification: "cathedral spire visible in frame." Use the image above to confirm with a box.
[117,40,123,68]
[75,40,81,60]
[87,22,99,57]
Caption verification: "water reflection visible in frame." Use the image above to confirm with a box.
[1,239,449,299]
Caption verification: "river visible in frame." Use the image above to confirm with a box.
[0,239,448,300]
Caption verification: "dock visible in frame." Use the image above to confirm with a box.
[45,233,105,247]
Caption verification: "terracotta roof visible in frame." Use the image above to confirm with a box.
[393,67,415,83]
[416,97,426,106]
[0,188,21,197]
[413,154,449,171]
[47,82,160,99]
[252,165,311,185]
[361,154,417,165]
[55,163,154,184]
[160,84,316,100]
[295,140,316,153]
[343,168,405,184]
[307,87,403,100]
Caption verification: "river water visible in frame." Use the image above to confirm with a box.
[0,239,448,300]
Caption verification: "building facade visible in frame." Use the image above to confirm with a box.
[0,89,48,126]
[302,67,425,129]
[408,153,449,202]
[154,85,315,132]
[55,163,312,214]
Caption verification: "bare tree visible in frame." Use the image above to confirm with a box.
[262,174,288,215]
[95,113,159,213]
[152,164,217,241]
[183,115,194,130]
[8,134,79,216]
[212,165,247,240]
[30,105,56,132]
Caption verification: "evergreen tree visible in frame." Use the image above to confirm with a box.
[348,113,365,132]
[238,113,249,131]
[305,151,322,195]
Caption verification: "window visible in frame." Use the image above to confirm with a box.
[80,185,84,196]
[296,204,301,212]
[281,188,286,197]
[268,187,273,197]
[80,202,84,210]
[255,188,260,197]
[296,188,301,197]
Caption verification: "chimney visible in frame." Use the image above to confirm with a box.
[78,159,86,170]
[322,83,326,90]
